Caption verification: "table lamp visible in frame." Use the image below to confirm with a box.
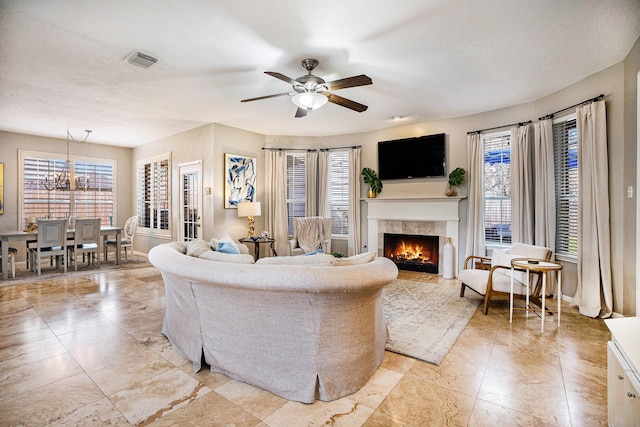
[238,201,261,238]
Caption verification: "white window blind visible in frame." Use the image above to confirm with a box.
[286,153,306,236]
[137,154,171,234]
[553,116,578,258]
[328,151,349,236]
[21,151,115,227]
[483,132,512,244]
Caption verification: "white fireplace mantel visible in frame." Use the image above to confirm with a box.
[364,196,465,275]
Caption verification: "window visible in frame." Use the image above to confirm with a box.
[20,151,115,227]
[328,151,349,236]
[553,115,578,258]
[286,153,306,236]
[483,132,512,244]
[137,153,171,235]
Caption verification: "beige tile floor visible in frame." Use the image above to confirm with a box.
[0,265,610,426]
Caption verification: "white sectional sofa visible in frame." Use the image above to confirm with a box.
[148,240,398,403]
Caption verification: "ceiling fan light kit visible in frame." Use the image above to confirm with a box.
[241,58,372,118]
[291,92,328,111]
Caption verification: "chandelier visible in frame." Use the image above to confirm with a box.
[44,128,92,191]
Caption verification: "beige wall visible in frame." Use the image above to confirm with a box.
[132,123,265,254]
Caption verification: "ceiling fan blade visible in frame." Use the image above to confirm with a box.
[295,107,308,118]
[324,92,368,112]
[325,75,372,91]
[241,92,291,103]
[265,71,297,85]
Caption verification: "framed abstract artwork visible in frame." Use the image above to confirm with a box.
[224,153,256,208]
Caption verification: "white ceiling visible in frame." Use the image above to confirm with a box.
[1,0,639,148]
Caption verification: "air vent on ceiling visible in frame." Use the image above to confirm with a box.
[125,51,157,69]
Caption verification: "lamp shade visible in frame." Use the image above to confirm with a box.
[291,92,328,111]
[238,201,261,217]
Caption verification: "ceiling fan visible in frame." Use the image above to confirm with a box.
[241,58,372,118]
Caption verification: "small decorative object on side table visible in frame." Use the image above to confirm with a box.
[239,237,277,261]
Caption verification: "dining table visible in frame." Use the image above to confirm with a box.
[0,226,123,280]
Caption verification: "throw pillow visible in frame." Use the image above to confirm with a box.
[217,242,240,254]
[199,251,254,264]
[333,251,376,266]
[166,241,187,254]
[256,254,337,266]
[186,239,212,257]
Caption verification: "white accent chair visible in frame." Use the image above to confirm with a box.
[1,247,18,278]
[288,217,333,256]
[29,219,67,276]
[68,218,101,270]
[104,215,138,261]
[459,243,552,315]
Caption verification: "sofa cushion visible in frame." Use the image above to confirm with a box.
[186,239,212,257]
[256,253,337,266]
[333,251,376,266]
[166,241,188,254]
[199,250,255,264]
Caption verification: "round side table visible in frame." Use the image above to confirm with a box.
[510,258,563,333]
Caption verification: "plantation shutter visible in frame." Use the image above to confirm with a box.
[137,154,170,233]
[553,117,578,257]
[73,161,114,225]
[23,156,71,220]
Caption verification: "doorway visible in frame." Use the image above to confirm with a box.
[179,161,203,242]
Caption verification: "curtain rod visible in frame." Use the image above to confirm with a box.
[467,120,532,135]
[262,145,361,152]
[539,94,604,121]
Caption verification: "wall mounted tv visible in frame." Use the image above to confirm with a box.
[377,133,446,180]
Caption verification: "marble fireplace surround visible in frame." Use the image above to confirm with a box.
[364,197,464,277]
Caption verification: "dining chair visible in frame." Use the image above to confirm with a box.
[0,247,18,278]
[29,219,67,276]
[68,218,101,271]
[104,215,138,261]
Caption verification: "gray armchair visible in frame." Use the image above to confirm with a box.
[288,217,333,256]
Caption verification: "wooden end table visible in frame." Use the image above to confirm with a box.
[239,237,277,261]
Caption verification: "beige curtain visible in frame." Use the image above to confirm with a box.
[347,147,361,256]
[265,150,289,256]
[573,100,612,318]
[305,150,318,216]
[533,119,556,250]
[317,150,330,217]
[533,119,557,295]
[510,124,534,244]
[465,133,485,257]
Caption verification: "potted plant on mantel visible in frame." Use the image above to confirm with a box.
[445,167,466,196]
[361,167,383,198]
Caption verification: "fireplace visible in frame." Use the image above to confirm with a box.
[383,233,439,273]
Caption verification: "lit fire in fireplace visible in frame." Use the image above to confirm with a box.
[389,240,431,264]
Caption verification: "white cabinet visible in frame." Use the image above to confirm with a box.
[605,318,640,427]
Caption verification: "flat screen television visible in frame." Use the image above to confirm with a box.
[377,133,446,180]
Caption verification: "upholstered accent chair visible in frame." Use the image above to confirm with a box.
[104,215,138,261]
[29,219,68,276]
[289,216,333,256]
[459,243,552,314]
[68,218,101,270]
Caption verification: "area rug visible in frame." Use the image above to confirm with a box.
[382,279,481,365]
